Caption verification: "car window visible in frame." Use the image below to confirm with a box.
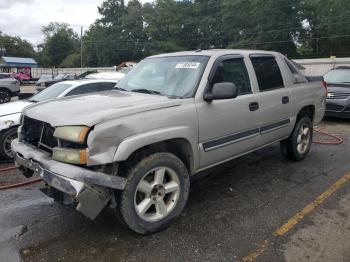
[324,69,350,84]
[251,56,284,91]
[30,83,73,102]
[38,75,52,81]
[65,74,76,80]
[54,74,65,80]
[0,74,9,79]
[66,82,116,96]
[212,58,252,95]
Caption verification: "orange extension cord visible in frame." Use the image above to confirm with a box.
[0,128,344,190]
[313,129,344,145]
[0,165,42,189]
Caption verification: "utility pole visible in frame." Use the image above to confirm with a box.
[80,27,83,68]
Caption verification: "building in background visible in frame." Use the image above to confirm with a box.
[0,56,38,82]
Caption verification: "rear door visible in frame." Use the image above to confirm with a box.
[249,54,293,146]
[196,55,260,168]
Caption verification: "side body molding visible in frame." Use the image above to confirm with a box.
[113,126,199,170]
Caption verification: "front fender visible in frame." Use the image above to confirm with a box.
[113,126,199,169]
[0,113,21,132]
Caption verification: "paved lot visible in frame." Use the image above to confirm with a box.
[0,118,349,262]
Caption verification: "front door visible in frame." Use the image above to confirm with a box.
[196,56,260,169]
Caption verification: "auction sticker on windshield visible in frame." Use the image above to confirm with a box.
[175,62,200,69]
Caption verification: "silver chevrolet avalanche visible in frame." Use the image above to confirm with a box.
[12,50,326,234]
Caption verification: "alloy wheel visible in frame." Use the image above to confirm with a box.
[134,167,181,222]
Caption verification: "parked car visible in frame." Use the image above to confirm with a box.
[12,50,326,234]
[0,73,20,104]
[85,71,126,81]
[0,79,118,159]
[323,66,350,119]
[36,73,78,91]
[36,74,53,85]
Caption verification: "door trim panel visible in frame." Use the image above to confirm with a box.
[260,119,290,134]
[202,128,260,152]
[201,118,291,152]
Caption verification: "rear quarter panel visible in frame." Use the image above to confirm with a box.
[288,81,326,126]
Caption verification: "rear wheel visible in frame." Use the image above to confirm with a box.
[280,116,313,161]
[0,89,11,104]
[0,127,18,160]
[116,152,190,234]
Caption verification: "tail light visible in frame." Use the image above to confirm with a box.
[321,80,328,95]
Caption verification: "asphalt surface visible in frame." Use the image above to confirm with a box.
[0,118,349,262]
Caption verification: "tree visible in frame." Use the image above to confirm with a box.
[60,53,81,68]
[84,0,146,66]
[0,32,35,58]
[303,0,350,57]
[38,22,79,67]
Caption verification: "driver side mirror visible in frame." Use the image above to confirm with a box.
[204,82,238,101]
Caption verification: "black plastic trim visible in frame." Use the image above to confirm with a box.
[203,128,260,151]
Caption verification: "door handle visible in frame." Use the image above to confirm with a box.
[249,102,259,111]
[282,96,289,104]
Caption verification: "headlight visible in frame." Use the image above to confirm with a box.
[53,126,90,143]
[53,148,87,164]
[4,120,15,128]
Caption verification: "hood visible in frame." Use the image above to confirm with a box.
[23,91,182,127]
[0,100,33,116]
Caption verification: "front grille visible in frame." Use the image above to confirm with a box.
[327,92,350,100]
[325,103,345,112]
[22,116,58,154]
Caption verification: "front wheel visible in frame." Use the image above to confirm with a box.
[280,116,313,161]
[0,127,18,160]
[0,89,11,104]
[117,152,190,234]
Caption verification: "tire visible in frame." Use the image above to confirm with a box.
[117,152,190,234]
[0,127,18,160]
[0,88,11,104]
[280,116,313,161]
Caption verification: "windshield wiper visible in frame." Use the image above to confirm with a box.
[131,89,161,95]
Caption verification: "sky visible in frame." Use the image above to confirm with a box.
[0,0,149,46]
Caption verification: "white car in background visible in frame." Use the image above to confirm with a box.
[0,73,20,104]
[85,71,126,81]
[0,79,118,160]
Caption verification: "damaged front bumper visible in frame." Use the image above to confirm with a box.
[12,139,126,219]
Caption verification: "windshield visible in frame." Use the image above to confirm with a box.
[54,74,65,80]
[324,69,350,84]
[38,75,52,81]
[30,83,73,102]
[116,56,209,98]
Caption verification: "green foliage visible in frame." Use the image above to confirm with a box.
[60,53,81,68]
[303,0,350,57]
[37,22,80,67]
[82,0,310,66]
[0,32,35,58]
[5,0,350,67]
